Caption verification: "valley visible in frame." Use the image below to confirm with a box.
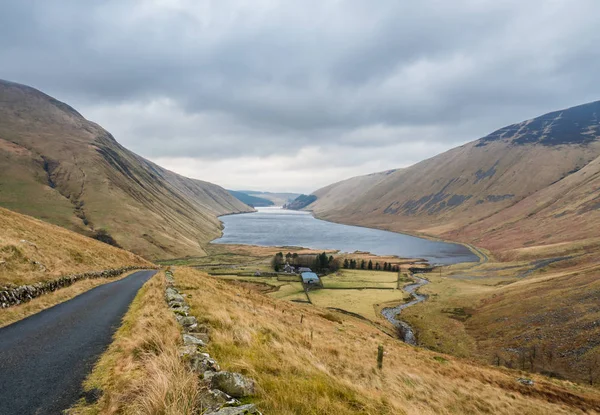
[0,67,599,415]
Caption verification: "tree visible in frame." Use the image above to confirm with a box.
[368,260,373,270]
[343,259,349,269]
[350,259,357,269]
[360,260,366,270]
[286,252,292,263]
[375,262,381,271]
[384,262,388,271]
[272,252,285,271]
[292,253,299,264]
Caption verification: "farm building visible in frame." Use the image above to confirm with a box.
[298,267,312,273]
[301,272,320,285]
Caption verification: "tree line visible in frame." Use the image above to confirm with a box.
[343,258,399,272]
[272,252,340,272]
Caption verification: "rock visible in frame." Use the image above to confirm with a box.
[207,371,256,398]
[204,404,260,415]
[187,332,209,343]
[178,345,198,358]
[189,353,220,373]
[198,389,237,412]
[167,293,185,305]
[517,378,534,386]
[179,316,198,330]
[183,334,206,347]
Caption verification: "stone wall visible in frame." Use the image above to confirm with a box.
[0,266,153,308]
[164,269,261,415]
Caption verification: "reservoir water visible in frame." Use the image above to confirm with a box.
[214,207,478,265]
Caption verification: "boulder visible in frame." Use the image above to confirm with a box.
[183,334,206,347]
[187,332,209,343]
[207,371,256,398]
[179,316,198,330]
[178,345,198,359]
[204,404,260,415]
[198,389,237,412]
[189,353,220,373]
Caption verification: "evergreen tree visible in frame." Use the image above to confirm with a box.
[360,260,366,270]
[384,262,388,271]
[343,259,349,269]
[368,260,373,270]
[375,262,381,271]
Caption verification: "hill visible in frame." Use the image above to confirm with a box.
[172,267,600,413]
[238,190,301,206]
[228,190,274,207]
[305,101,600,258]
[0,206,150,286]
[0,80,252,259]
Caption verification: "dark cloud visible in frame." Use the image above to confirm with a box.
[1,0,599,190]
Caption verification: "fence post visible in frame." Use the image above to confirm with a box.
[377,345,384,370]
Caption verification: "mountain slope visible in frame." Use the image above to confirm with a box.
[0,206,150,286]
[228,190,274,207]
[0,80,252,259]
[306,101,600,256]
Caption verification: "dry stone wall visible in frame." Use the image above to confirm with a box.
[164,269,261,415]
[0,266,152,308]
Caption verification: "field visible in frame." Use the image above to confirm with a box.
[169,266,600,414]
[192,245,418,326]
[400,252,600,384]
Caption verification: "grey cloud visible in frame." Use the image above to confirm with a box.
[1,0,600,190]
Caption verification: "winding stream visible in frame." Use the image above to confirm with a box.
[380,275,429,345]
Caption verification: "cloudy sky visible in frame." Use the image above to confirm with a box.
[1,0,600,193]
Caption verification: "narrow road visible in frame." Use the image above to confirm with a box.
[0,270,156,415]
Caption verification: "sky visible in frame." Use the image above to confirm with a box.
[1,0,600,193]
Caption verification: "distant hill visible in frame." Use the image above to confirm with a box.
[0,80,252,259]
[284,194,317,210]
[306,100,600,257]
[238,191,301,206]
[228,190,274,207]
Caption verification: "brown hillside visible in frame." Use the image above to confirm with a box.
[0,206,151,286]
[0,80,252,259]
[307,101,600,257]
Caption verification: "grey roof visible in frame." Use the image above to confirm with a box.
[298,267,312,272]
[301,272,320,283]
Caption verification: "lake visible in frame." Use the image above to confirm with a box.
[213,207,478,265]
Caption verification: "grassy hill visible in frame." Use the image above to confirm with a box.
[174,267,600,413]
[0,206,151,286]
[306,101,600,258]
[228,190,275,207]
[0,80,252,259]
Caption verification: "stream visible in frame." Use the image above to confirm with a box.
[380,275,429,345]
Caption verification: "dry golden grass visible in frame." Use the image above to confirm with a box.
[175,267,600,414]
[0,270,137,328]
[0,206,151,286]
[69,271,199,415]
[401,256,600,384]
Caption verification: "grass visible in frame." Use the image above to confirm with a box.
[68,271,199,415]
[310,288,410,321]
[401,255,600,384]
[0,270,139,328]
[173,266,600,414]
[0,206,151,286]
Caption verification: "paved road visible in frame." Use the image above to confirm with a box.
[0,270,156,415]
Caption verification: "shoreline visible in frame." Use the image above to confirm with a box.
[304,208,489,265]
